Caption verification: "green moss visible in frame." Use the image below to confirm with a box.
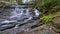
[40,15,53,24]
[40,12,60,24]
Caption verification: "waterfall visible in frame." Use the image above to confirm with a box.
[0,0,40,34]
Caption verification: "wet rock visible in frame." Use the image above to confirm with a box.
[0,5,40,34]
[17,25,56,34]
[29,25,56,34]
[52,17,60,23]
[0,0,40,34]
[52,17,60,33]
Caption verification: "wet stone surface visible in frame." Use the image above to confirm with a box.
[17,25,56,34]
[0,5,40,34]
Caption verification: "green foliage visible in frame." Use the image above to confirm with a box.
[0,2,8,8]
[17,0,22,5]
[34,0,60,24]
[0,0,14,4]
[40,12,60,24]
[35,0,60,14]
[9,0,14,4]
[40,15,53,24]
[0,0,14,8]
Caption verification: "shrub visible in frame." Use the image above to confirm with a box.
[35,0,60,14]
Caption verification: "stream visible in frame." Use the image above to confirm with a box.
[0,0,40,34]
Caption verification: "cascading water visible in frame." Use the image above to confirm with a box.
[0,0,40,34]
